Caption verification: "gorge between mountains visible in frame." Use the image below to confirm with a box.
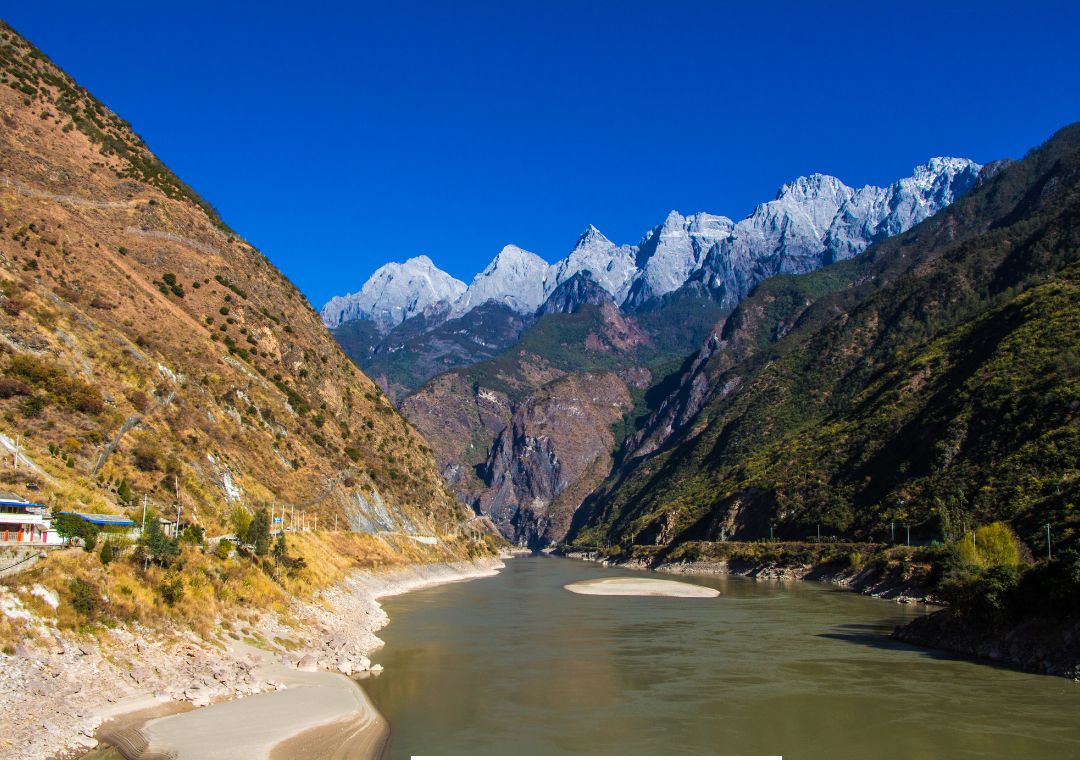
[323,157,984,548]
[2,10,1079,758]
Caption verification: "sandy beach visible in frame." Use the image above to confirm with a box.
[103,663,386,760]
[93,557,506,760]
[0,556,505,760]
[564,576,719,597]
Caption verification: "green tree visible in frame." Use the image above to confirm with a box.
[98,540,114,565]
[229,507,253,542]
[214,538,232,561]
[141,516,178,567]
[273,531,287,564]
[68,578,99,618]
[53,513,98,551]
[249,508,271,556]
[116,478,133,505]
[179,524,204,546]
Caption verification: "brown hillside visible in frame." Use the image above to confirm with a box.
[0,20,471,536]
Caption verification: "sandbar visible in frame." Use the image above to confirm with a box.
[564,577,719,597]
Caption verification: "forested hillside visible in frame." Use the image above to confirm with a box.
[570,125,1080,558]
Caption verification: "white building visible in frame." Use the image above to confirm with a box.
[0,492,63,545]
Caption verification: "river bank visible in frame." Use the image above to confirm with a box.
[893,608,1080,680]
[564,542,933,604]
[0,554,505,760]
[566,547,1080,681]
[363,555,1080,759]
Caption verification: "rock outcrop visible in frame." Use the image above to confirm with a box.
[479,372,633,546]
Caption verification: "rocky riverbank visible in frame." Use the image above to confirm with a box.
[893,610,1080,680]
[653,558,931,603]
[0,555,506,760]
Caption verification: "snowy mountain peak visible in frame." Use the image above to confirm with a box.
[907,156,981,200]
[574,224,613,248]
[661,209,686,228]
[325,155,981,328]
[451,245,552,316]
[551,225,637,304]
[773,174,854,211]
[320,256,466,331]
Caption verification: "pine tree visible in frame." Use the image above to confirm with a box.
[249,508,271,557]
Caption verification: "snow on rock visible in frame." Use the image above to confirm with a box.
[451,245,552,316]
[548,225,637,303]
[206,453,243,503]
[320,255,466,331]
[323,157,981,323]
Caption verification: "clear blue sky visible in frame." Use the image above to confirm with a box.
[6,2,1079,306]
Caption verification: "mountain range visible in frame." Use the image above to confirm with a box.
[323,156,987,547]
[323,156,980,333]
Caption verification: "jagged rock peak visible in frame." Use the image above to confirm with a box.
[451,244,552,316]
[574,224,613,247]
[538,271,615,315]
[320,255,466,331]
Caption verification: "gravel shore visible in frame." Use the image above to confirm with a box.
[0,555,505,760]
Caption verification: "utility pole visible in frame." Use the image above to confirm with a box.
[906,525,910,547]
[890,521,895,544]
[1047,523,1053,560]
[174,476,181,536]
[142,494,150,570]
[769,523,774,541]
[817,524,821,542]
[12,434,20,472]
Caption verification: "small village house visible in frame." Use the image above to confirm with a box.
[0,491,63,545]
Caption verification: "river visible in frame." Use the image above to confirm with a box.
[363,555,1080,759]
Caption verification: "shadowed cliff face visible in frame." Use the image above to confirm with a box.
[400,301,657,546]
[479,372,632,547]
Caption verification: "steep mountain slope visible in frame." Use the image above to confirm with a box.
[0,21,471,537]
[569,125,1080,557]
[335,300,533,402]
[402,293,724,546]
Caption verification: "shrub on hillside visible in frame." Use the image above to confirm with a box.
[7,354,103,415]
[0,377,30,398]
[68,578,99,618]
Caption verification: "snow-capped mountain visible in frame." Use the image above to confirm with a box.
[322,157,981,330]
[320,255,467,331]
[624,211,735,308]
[550,225,638,304]
[687,157,981,309]
[450,244,552,317]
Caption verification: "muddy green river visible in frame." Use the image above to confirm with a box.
[363,555,1080,759]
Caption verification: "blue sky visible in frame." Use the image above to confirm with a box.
[6,1,1080,306]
